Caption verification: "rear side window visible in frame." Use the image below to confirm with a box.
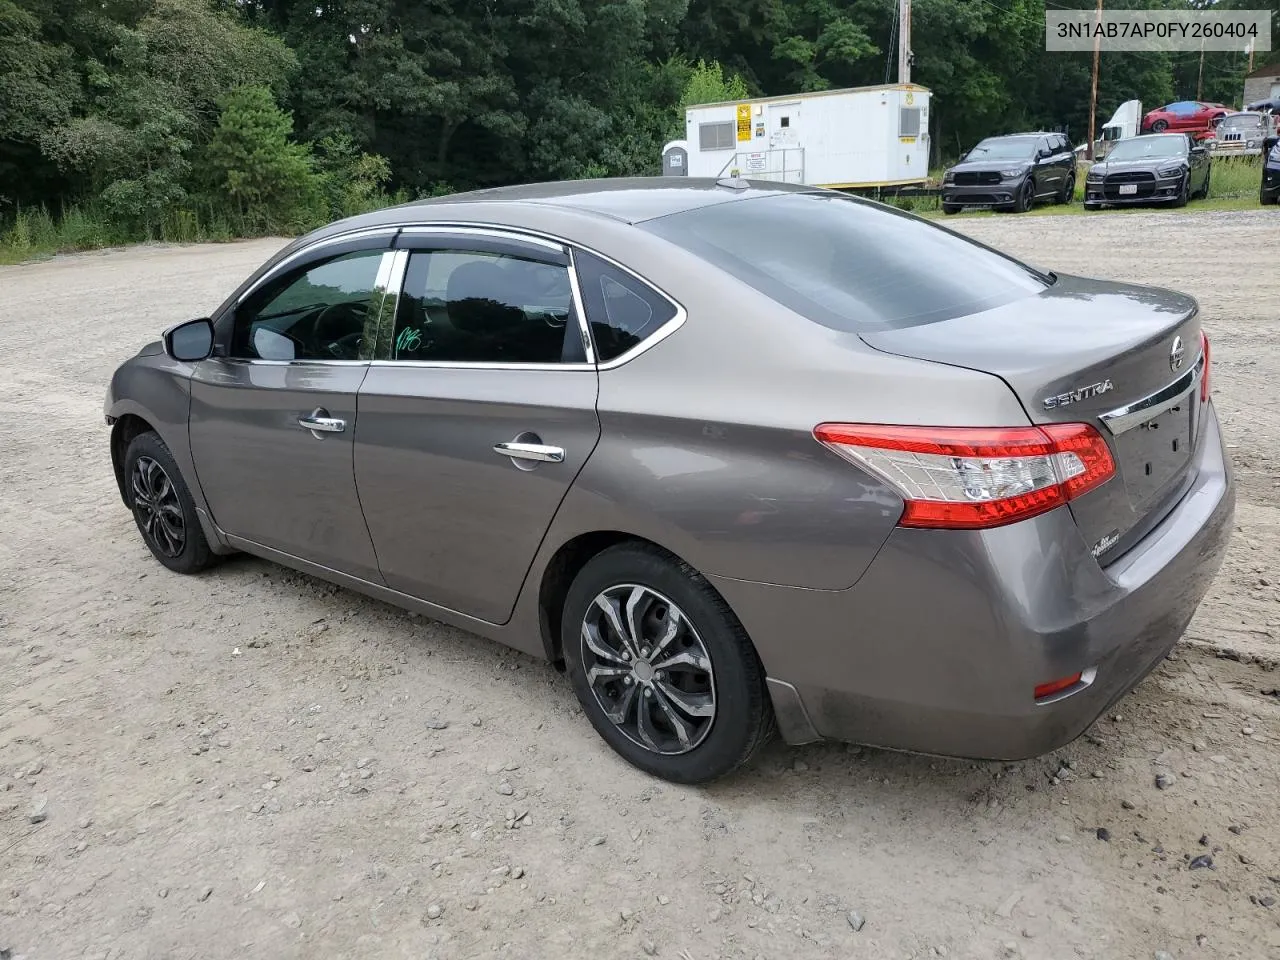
[640,193,1048,333]
[574,250,678,363]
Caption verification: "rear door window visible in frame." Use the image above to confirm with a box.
[639,192,1048,333]
[388,248,581,365]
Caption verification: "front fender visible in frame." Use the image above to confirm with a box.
[104,356,232,553]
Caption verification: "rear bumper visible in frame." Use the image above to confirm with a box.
[714,402,1234,759]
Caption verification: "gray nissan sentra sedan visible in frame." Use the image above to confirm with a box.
[104,178,1234,783]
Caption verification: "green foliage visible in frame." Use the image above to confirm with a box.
[203,85,322,231]
[312,135,397,219]
[2,0,1278,262]
[680,58,751,109]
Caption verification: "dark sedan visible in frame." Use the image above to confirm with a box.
[941,132,1075,214]
[1263,136,1280,205]
[1084,133,1211,209]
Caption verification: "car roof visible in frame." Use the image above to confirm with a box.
[335,177,819,230]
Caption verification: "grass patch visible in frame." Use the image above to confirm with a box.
[0,188,408,265]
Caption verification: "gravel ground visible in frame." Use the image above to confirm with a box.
[2,207,1279,960]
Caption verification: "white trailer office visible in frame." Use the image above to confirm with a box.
[666,83,932,189]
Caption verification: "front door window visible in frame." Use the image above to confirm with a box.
[231,250,390,361]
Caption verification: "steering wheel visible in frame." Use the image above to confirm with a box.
[314,301,370,360]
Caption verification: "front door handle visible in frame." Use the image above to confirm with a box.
[493,441,565,463]
[298,413,346,436]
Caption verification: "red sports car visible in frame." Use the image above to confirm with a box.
[1141,100,1231,137]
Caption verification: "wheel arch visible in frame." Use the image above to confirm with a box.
[110,412,159,507]
[535,531,745,671]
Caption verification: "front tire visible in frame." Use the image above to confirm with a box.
[1013,178,1035,213]
[941,203,961,215]
[1172,174,1189,208]
[124,431,215,574]
[1263,185,1279,206]
[561,543,774,784]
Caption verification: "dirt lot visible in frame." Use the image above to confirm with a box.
[2,208,1279,960]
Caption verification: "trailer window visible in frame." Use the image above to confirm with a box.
[899,107,921,138]
[698,122,735,152]
[639,193,1049,332]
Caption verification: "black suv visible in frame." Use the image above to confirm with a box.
[1263,134,1280,205]
[941,132,1076,214]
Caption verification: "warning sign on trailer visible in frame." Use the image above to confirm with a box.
[736,104,752,142]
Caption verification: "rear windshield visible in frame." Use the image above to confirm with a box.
[639,192,1049,332]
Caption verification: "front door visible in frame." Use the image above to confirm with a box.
[189,236,398,581]
[354,230,601,623]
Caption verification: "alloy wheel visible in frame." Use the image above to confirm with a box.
[579,584,716,756]
[131,456,185,558]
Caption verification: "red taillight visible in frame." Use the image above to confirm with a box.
[813,422,1116,530]
[1034,672,1083,700]
[1200,331,1211,403]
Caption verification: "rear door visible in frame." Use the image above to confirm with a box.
[353,228,600,623]
[1034,136,1063,196]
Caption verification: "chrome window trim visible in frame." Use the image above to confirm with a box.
[1099,353,1205,435]
[369,360,596,372]
[234,226,401,305]
[395,224,566,253]
[565,247,596,365]
[385,221,688,369]
[226,248,401,363]
[230,219,689,373]
[215,358,369,367]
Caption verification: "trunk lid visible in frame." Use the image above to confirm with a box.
[860,273,1206,563]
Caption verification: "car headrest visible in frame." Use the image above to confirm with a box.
[446,260,524,334]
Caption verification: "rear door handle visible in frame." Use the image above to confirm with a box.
[298,414,346,435]
[493,441,565,463]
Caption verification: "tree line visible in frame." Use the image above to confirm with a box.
[1,0,1274,251]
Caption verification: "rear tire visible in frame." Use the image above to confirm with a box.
[1058,173,1076,204]
[1152,119,1169,133]
[124,431,216,575]
[561,543,774,784]
[1199,167,1211,199]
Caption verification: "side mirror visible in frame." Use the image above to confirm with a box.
[163,317,214,362]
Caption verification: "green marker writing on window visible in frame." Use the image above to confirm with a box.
[395,327,422,354]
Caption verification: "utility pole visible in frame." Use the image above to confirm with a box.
[1087,0,1103,159]
[1197,40,1205,100]
[898,0,912,84]
[1248,36,1255,73]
